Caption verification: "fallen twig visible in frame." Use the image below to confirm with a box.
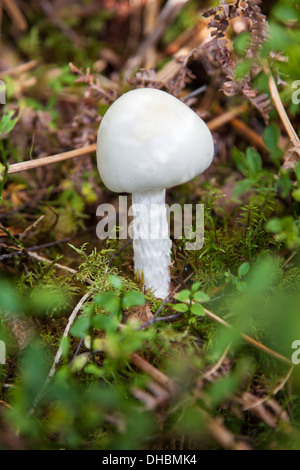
[26,251,78,276]
[2,0,27,31]
[7,143,97,175]
[267,69,299,146]
[19,215,45,241]
[0,60,37,80]
[130,352,178,395]
[48,292,90,381]
[207,105,246,132]
[31,292,90,410]
[125,0,189,77]
[203,307,292,366]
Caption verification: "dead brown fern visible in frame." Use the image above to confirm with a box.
[201,0,272,123]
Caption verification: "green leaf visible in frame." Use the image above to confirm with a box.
[232,147,247,175]
[70,354,89,373]
[0,280,21,313]
[237,280,247,292]
[173,303,189,313]
[84,336,104,351]
[108,275,123,290]
[0,162,5,179]
[192,291,210,303]
[59,336,70,359]
[246,147,262,175]
[263,124,283,164]
[191,282,201,292]
[95,292,121,315]
[267,22,292,52]
[122,291,145,309]
[276,170,292,198]
[235,59,252,80]
[272,4,298,23]
[233,31,251,57]
[238,262,250,278]
[190,303,205,317]
[247,256,278,295]
[233,178,252,197]
[84,363,104,378]
[92,315,119,334]
[71,316,91,338]
[265,218,282,233]
[0,109,19,136]
[292,188,300,201]
[175,289,191,302]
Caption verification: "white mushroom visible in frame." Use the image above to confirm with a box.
[97,88,214,299]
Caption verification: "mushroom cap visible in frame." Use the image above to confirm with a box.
[97,88,214,193]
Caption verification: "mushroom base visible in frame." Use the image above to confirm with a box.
[131,190,172,299]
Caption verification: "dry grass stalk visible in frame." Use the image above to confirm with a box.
[7,143,97,175]
[203,307,292,366]
[266,68,300,170]
[0,60,38,80]
[207,105,246,131]
[2,0,27,31]
[131,352,177,393]
[230,117,267,152]
[26,251,78,276]
[144,0,160,69]
[31,292,90,411]
[205,413,251,450]
[125,0,189,77]
[19,215,45,241]
[267,71,299,146]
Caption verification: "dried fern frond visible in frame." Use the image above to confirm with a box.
[129,68,164,90]
[282,143,300,171]
[69,62,117,104]
[202,0,271,123]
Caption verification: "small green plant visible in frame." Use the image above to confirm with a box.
[0,108,19,202]
[173,282,210,326]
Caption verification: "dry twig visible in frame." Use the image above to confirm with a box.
[7,143,97,175]
[125,0,189,77]
[2,0,27,31]
[31,292,90,410]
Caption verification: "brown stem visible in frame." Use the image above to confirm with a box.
[7,144,97,174]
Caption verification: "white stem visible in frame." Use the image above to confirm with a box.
[131,189,171,299]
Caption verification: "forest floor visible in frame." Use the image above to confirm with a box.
[0,0,300,450]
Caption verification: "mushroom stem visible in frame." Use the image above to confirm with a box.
[131,189,171,299]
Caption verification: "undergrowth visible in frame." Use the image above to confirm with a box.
[0,0,300,451]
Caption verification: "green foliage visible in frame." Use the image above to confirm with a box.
[233,31,251,58]
[163,1,198,45]
[0,109,19,137]
[17,262,77,317]
[0,108,19,202]
[69,243,138,292]
[174,282,209,325]
[5,339,157,449]
[2,0,300,451]
[232,146,267,196]
[0,273,157,449]
[17,8,115,66]
[263,123,283,164]
[266,216,300,249]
